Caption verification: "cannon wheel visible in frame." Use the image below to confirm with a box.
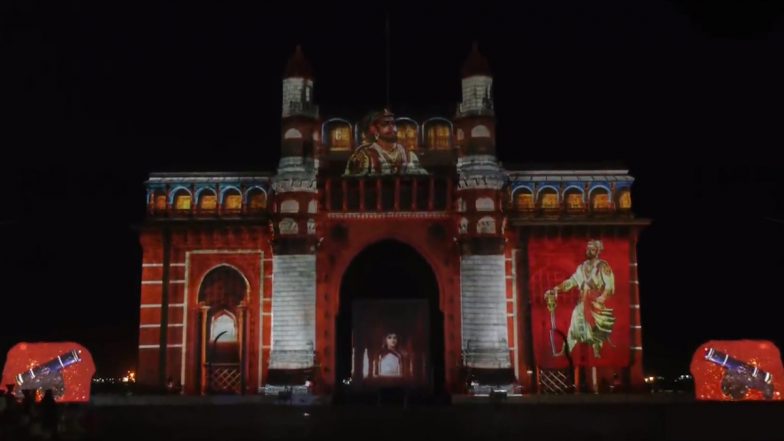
[721,372,749,400]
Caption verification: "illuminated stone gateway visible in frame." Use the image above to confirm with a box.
[137,45,649,397]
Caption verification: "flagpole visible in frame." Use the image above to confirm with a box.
[385,9,391,108]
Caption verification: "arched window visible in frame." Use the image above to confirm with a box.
[564,187,585,213]
[211,312,237,343]
[152,190,167,213]
[424,120,452,150]
[284,128,302,140]
[617,189,632,210]
[475,197,495,212]
[246,188,266,213]
[280,199,299,214]
[396,119,418,151]
[513,188,534,212]
[590,187,612,212]
[209,310,240,365]
[537,187,559,211]
[172,188,192,212]
[470,125,491,138]
[198,266,248,391]
[198,189,217,213]
[198,266,247,312]
[325,120,352,151]
[222,188,242,213]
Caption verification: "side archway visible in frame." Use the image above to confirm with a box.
[196,265,249,394]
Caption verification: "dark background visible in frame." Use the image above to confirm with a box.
[2,0,783,379]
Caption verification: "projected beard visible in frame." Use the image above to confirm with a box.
[371,115,398,145]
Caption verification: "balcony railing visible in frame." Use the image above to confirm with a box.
[322,175,453,213]
[508,204,627,218]
[149,204,268,218]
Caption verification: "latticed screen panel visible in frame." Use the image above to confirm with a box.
[211,366,241,394]
[538,369,573,394]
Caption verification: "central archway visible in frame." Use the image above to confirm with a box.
[335,240,445,400]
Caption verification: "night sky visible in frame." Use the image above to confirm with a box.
[3,1,784,379]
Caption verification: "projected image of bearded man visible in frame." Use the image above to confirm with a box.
[344,109,426,176]
[545,240,616,358]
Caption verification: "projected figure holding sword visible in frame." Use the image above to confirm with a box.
[544,240,616,358]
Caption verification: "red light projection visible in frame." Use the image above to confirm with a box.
[530,238,630,369]
[691,340,782,401]
[2,342,95,402]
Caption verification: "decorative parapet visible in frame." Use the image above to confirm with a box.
[271,176,318,194]
[457,155,506,191]
[145,172,272,219]
[506,169,635,218]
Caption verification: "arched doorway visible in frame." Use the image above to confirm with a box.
[335,240,445,401]
[196,265,248,394]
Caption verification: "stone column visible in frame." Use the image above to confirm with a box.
[264,169,318,395]
[199,303,210,395]
[456,155,516,394]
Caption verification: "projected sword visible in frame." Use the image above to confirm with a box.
[545,289,565,357]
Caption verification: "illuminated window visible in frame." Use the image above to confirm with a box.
[471,125,491,138]
[284,128,302,140]
[426,124,451,150]
[199,191,217,211]
[329,125,351,151]
[197,266,246,368]
[154,193,167,212]
[223,190,242,211]
[476,216,496,234]
[210,311,239,364]
[476,197,494,212]
[618,190,632,210]
[397,123,418,151]
[280,199,299,213]
[565,190,585,211]
[591,189,612,210]
[514,190,534,211]
[211,313,237,343]
[538,189,559,209]
[247,189,266,213]
[173,190,191,211]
